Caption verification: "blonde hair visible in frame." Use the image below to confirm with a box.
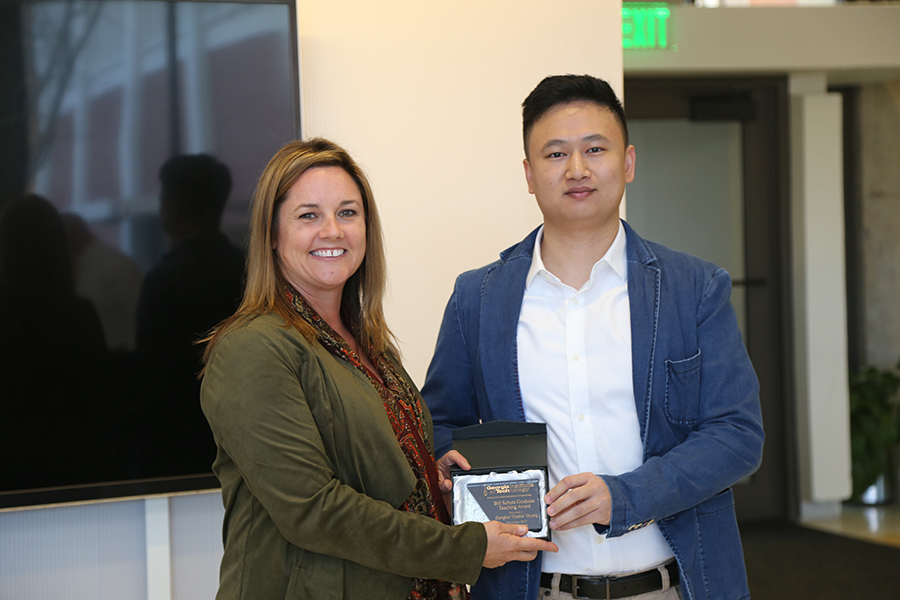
[202,138,398,365]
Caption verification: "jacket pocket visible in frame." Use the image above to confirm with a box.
[664,349,701,425]
[287,549,343,600]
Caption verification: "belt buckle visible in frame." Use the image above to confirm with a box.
[571,575,616,600]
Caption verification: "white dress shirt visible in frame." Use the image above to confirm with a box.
[518,223,674,576]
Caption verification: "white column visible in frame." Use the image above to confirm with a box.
[789,72,852,520]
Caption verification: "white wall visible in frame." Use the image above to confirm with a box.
[0,499,147,600]
[297,0,622,383]
[0,2,623,598]
[0,493,223,600]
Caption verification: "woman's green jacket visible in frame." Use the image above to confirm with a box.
[201,313,487,600]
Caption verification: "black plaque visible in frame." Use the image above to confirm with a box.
[467,478,543,530]
[452,468,549,538]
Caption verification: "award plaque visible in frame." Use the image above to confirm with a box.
[452,469,548,537]
[450,421,550,539]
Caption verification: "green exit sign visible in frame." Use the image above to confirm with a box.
[623,3,672,50]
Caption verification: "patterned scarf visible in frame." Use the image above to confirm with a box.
[285,288,467,600]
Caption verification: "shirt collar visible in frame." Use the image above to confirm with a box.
[525,221,628,290]
[602,220,628,282]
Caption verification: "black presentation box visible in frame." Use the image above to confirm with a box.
[450,421,550,539]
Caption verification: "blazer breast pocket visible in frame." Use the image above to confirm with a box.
[664,349,701,425]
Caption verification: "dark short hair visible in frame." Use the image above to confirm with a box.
[522,74,628,156]
[158,154,232,227]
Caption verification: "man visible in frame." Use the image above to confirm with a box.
[422,75,764,600]
[135,154,245,476]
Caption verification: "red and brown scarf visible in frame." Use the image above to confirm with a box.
[286,287,467,600]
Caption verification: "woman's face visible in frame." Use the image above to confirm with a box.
[274,166,366,302]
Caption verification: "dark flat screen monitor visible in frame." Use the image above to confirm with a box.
[0,0,300,509]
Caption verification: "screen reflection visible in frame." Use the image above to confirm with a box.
[0,0,297,501]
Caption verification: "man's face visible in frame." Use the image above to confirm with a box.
[524,101,635,233]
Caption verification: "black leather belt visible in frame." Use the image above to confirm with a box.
[540,562,679,599]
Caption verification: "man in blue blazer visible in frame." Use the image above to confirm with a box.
[422,75,764,600]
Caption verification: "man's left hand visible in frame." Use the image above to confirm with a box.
[545,472,611,530]
[435,450,471,514]
[435,450,471,493]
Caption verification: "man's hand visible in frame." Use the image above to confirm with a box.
[435,450,471,494]
[482,521,559,568]
[544,472,611,531]
[435,450,471,513]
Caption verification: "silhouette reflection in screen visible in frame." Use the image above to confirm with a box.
[0,0,296,502]
[134,155,245,477]
[0,194,114,489]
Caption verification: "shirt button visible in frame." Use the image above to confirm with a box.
[572,297,579,306]
[572,353,580,361]
[596,537,604,545]
[578,414,585,421]
[585,569,593,575]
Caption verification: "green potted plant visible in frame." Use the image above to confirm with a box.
[849,359,900,503]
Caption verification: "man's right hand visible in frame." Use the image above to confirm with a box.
[482,521,558,568]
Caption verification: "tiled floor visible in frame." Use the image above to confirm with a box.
[802,504,900,549]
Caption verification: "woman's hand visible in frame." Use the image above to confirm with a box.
[482,521,559,568]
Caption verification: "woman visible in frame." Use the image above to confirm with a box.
[200,138,556,600]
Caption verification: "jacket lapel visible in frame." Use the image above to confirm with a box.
[624,221,660,444]
[478,228,539,423]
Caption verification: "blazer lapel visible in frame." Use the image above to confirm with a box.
[477,230,538,422]
[624,221,660,444]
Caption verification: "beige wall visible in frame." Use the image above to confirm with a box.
[296,0,623,383]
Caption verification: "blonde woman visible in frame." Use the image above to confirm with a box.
[200,138,556,600]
